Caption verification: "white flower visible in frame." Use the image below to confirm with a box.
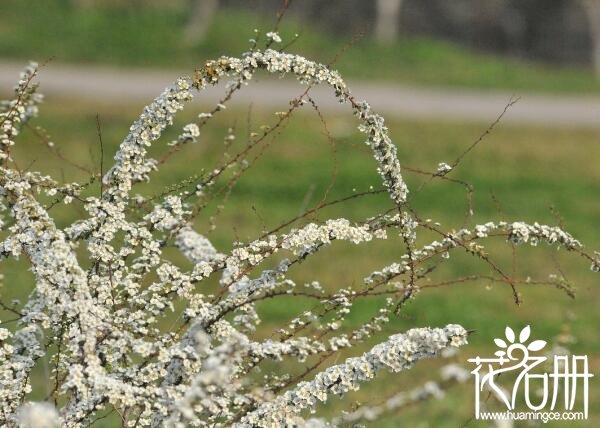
[266,32,282,43]
[437,162,452,174]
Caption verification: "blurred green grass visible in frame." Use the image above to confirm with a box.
[2,0,600,93]
[2,92,598,425]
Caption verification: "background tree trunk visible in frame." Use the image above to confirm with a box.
[375,0,404,43]
[581,0,600,76]
[184,0,219,45]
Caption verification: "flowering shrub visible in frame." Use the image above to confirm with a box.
[0,37,598,427]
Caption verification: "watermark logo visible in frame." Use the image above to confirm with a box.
[468,326,593,423]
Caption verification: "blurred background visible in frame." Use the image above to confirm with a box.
[0,1,599,426]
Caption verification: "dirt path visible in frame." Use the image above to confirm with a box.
[1,60,600,128]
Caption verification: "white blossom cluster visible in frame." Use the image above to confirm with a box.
[238,325,467,427]
[0,62,42,162]
[0,42,596,427]
[16,401,60,428]
[194,49,409,206]
[175,226,224,265]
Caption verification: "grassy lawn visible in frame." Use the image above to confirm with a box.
[1,85,598,425]
[2,0,600,93]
